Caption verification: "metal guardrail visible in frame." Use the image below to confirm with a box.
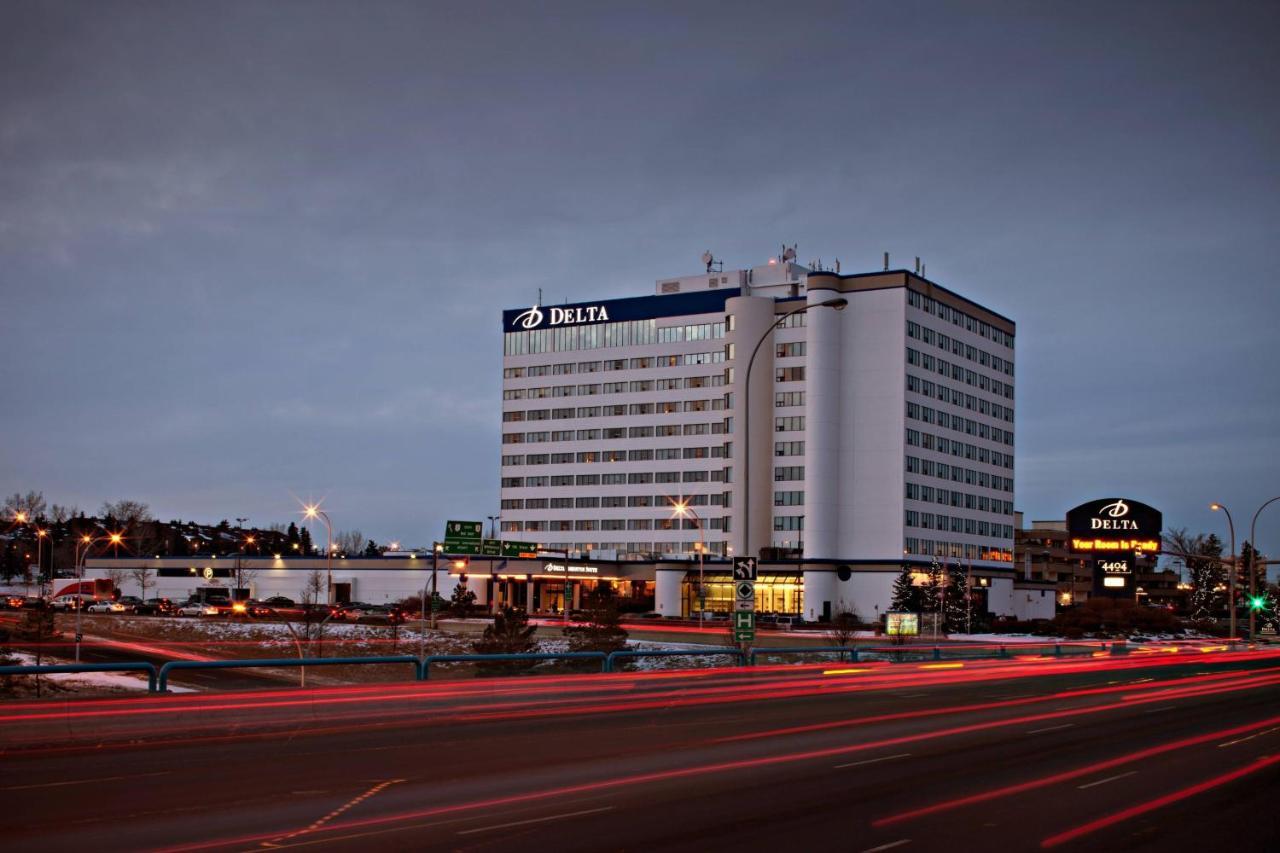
[605,648,747,672]
[0,662,159,693]
[157,656,423,692]
[749,646,862,666]
[422,651,607,678]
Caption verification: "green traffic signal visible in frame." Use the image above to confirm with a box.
[1248,595,1267,611]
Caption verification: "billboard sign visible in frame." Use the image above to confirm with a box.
[1067,498,1162,599]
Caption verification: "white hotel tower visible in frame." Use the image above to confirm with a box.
[500,255,1018,621]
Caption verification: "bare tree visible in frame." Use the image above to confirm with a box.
[48,504,78,523]
[105,568,129,598]
[826,610,861,648]
[99,500,153,525]
[335,529,364,556]
[231,556,258,601]
[299,569,331,657]
[3,491,46,519]
[130,565,155,601]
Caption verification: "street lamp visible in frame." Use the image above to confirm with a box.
[1248,497,1279,642]
[670,498,706,628]
[1210,503,1237,641]
[73,532,123,662]
[35,528,48,594]
[302,504,334,605]
[740,296,847,564]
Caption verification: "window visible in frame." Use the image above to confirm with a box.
[774,490,804,506]
[775,416,805,432]
[775,366,805,382]
[774,466,805,481]
[776,341,806,358]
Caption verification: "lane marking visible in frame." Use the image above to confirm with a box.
[1213,722,1274,742]
[456,806,614,835]
[1076,770,1137,790]
[2,771,170,791]
[835,753,913,769]
[1027,724,1075,735]
[1042,754,1280,848]
[1143,705,1176,714]
[262,779,404,847]
[895,693,929,698]
[861,841,912,853]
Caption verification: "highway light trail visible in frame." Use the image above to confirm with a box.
[152,665,1280,852]
[1039,753,1280,848]
[873,712,1280,827]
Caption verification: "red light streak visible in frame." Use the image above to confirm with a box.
[154,669,1280,853]
[874,712,1280,827]
[1040,753,1280,848]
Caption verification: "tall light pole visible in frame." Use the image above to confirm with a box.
[1248,496,1280,642]
[670,498,705,628]
[74,532,122,663]
[488,515,500,541]
[303,504,334,604]
[740,297,847,565]
[1210,503,1237,641]
[35,528,48,595]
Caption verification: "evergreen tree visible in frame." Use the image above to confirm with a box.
[448,580,477,617]
[564,585,628,660]
[299,527,313,555]
[286,522,300,550]
[890,565,919,612]
[944,562,969,634]
[363,539,380,557]
[473,607,538,676]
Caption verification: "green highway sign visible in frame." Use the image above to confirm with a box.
[480,539,502,556]
[444,520,483,543]
[734,628,755,643]
[501,540,538,558]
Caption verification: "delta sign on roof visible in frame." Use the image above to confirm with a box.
[502,288,740,333]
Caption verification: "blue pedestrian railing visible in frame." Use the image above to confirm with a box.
[0,662,159,693]
[421,651,606,678]
[157,655,423,692]
[749,646,862,666]
[605,648,747,672]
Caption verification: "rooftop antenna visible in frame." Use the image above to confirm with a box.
[883,252,889,271]
[921,262,926,277]
[537,287,542,306]
[915,257,920,274]
[835,258,840,273]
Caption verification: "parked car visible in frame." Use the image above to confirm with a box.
[136,597,176,616]
[262,596,296,608]
[337,602,376,622]
[350,604,407,624]
[5,595,25,609]
[51,594,90,611]
[117,596,144,612]
[231,599,273,617]
[21,596,47,609]
[176,601,220,617]
[87,600,127,614]
[774,615,804,630]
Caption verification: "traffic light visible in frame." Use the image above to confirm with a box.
[1248,595,1267,611]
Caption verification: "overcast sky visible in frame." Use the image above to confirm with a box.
[2,1,1277,559]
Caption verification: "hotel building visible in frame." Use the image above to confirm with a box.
[497,255,1029,621]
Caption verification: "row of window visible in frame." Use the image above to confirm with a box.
[904,539,1015,561]
[502,446,725,466]
[775,416,805,432]
[503,352,726,378]
[904,456,1015,492]
[774,465,805,481]
[906,348,1014,400]
[502,517,730,532]
[906,320,1014,376]
[905,429,1014,468]
[905,510,1013,538]
[502,493,727,510]
[502,422,727,444]
[503,378,726,399]
[905,482,1014,515]
[513,541,730,556]
[907,374,1014,423]
[502,469,728,488]
[776,342,806,358]
[775,391,805,408]
[906,402,1014,448]
[906,289,1015,349]
[503,398,725,420]
[503,320,725,356]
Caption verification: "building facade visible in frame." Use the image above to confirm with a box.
[499,255,1019,621]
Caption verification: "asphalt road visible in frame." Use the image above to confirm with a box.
[2,650,1279,852]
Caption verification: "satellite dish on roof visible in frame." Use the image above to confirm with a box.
[782,245,797,262]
